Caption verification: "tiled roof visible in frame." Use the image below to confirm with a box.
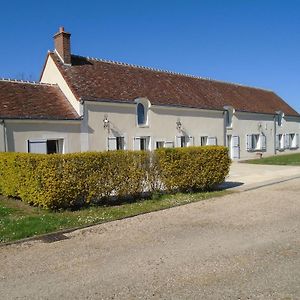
[0,79,79,119]
[49,52,299,117]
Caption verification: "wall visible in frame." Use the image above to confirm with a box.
[230,112,300,160]
[0,122,5,151]
[84,100,224,151]
[5,120,81,153]
[40,55,82,115]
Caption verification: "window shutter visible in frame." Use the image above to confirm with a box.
[108,137,117,151]
[232,136,240,159]
[260,135,266,151]
[207,136,217,146]
[28,140,47,154]
[285,134,290,149]
[165,141,174,148]
[133,137,141,150]
[187,136,194,147]
[246,134,252,151]
[175,136,182,147]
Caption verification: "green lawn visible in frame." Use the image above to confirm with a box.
[245,153,300,166]
[0,190,230,243]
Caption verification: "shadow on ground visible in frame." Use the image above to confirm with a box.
[217,181,244,190]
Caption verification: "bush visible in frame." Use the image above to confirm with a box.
[155,146,230,192]
[0,147,230,209]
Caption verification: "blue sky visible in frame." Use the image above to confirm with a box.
[1,0,299,112]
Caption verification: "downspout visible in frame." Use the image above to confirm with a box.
[0,119,7,152]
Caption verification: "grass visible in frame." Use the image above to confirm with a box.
[244,153,300,166]
[0,190,230,243]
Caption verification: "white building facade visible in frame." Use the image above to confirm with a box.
[1,27,299,160]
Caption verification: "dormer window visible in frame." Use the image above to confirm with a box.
[224,106,234,128]
[137,103,145,125]
[135,98,151,127]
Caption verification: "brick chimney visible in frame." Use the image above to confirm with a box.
[53,27,71,65]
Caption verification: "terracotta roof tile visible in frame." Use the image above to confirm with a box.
[50,52,299,116]
[0,80,79,119]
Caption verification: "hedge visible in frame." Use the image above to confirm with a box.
[0,146,230,209]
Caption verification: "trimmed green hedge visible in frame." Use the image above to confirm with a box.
[155,146,230,192]
[0,147,230,209]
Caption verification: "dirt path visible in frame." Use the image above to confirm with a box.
[1,178,300,299]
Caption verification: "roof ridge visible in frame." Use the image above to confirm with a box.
[70,54,274,93]
[0,78,57,87]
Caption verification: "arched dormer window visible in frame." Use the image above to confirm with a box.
[135,98,151,127]
[137,103,145,125]
[223,106,234,128]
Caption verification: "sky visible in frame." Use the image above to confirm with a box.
[0,0,299,113]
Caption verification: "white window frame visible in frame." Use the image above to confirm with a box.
[133,136,150,151]
[108,136,125,151]
[246,134,266,152]
[27,139,64,154]
[135,98,150,128]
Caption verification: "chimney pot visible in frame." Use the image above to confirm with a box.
[59,26,65,33]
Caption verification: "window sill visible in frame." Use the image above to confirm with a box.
[137,124,149,128]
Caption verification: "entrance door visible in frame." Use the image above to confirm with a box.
[227,135,240,159]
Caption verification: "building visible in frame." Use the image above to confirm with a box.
[0,27,299,159]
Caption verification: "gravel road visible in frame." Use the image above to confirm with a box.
[1,178,299,299]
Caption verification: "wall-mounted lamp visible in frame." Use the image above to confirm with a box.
[103,114,110,130]
[176,118,182,131]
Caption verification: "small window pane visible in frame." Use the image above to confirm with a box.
[137,103,145,125]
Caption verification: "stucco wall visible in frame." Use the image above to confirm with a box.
[0,122,5,152]
[5,120,81,153]
[84,101,225,151]
[228,112,300,160]
[40,55,82,115]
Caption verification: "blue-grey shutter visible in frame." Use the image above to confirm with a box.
[246,134,252,151]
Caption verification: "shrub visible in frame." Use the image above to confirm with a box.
[0,147,230,209]
[155,146,230,192]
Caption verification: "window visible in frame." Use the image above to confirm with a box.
[156,141,165,149]
[200,136,208,146]
[28,139,63,154]
[134,137,150,151]
[180,136,187,147]
[108,136,125,151]
[276,134,285,150]
[246,134,266,151]
[276,133,299,150]
[289,133,299,149]
[137,103,145,125]
[164,141,174,148]
[207,136,217,146]
[176,136,193,147]
[224,106,234,128]
[200,136,217,146]
[225,110,232,128]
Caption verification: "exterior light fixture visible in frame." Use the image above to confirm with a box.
[103,114,110,129]
[176,118,182,131]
